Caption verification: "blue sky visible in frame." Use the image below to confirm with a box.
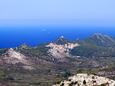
[0,0,115,27]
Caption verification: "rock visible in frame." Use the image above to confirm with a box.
[53,73,115,86]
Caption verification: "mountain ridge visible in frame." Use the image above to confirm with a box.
[0,33,115,86]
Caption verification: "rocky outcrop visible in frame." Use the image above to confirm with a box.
[0,48,34,70]
[46,43,79,59]
[53,73,115,86]
[1,48,28,64]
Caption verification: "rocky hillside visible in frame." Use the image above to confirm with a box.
[46,42,79,59]
[87,33,115,47]
[0,33,115,86]
[1,48,28,64]
[0,48,34,70]
[71,33,115,57]
[53,73,115,86]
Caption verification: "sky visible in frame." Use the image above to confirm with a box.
[0,0,115,27]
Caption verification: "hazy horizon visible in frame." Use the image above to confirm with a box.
[0,0,115,27]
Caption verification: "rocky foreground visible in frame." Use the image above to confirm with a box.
[53,73,115,86]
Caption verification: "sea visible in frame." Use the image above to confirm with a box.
[0,26,115,48]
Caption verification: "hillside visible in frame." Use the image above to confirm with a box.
[0,33,115,86]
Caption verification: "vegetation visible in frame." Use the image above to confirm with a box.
[0,33,115,86]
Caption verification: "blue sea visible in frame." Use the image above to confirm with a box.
[0,26,115,48]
